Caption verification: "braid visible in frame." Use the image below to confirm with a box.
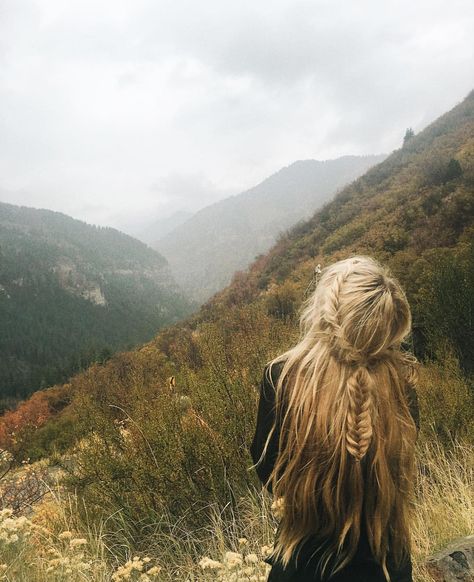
[321,270,346,332]
[321,270,360,362]
[345,367,374,461]
[321,270,367,365]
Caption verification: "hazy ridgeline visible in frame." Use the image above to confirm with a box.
[0,92,473,581]
[155,155,385,304]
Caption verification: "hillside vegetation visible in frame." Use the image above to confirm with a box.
[0,92,473,581]
[0,204,191,407]
[156,155,384,303]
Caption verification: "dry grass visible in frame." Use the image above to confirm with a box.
[0,435,472,581]
[411,439,474,582]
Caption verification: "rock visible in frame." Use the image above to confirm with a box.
[426,536,474,581]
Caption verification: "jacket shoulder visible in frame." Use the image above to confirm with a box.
[263,359,286,390]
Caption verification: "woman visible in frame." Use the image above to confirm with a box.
[250,256,420,582]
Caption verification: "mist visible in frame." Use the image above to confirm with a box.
[0,0,473,231]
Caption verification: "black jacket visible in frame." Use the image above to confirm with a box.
[250,360,420,582]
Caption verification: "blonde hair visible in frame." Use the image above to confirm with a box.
[260,255,418,581]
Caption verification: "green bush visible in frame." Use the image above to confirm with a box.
[416,241,473,374]
[417,348,474,444]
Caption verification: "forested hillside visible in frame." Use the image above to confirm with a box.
[0,203,191,406]
[156,155,385,303]
[0,92,473,581]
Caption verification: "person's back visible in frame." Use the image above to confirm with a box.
[250,256,420,582]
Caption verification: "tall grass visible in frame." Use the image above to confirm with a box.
[0,436,472,581]
[412,439,473,582]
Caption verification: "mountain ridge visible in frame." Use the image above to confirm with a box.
[155,154,386,303]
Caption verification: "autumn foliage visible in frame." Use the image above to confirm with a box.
[0,386,70,457]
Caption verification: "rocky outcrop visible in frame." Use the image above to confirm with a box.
[53,259,107,306]
[426,536,474,581]
[80,285,107,306]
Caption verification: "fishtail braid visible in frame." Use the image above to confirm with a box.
[345,366,374,461]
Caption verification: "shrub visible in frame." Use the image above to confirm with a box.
[416,348,474,443]
[416,242,473,374]
[265,281,299,321]
[60,306,293,550]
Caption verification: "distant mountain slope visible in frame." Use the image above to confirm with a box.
[155,155,385,303]
[137,210,194,246]
[0,203,191,403]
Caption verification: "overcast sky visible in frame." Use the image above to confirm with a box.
[0,0,473,233]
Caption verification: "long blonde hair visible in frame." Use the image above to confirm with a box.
[260,256,418,581]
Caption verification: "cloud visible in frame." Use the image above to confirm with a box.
[0,0,472,230]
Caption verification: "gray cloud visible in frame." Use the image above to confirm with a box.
[0,0,473,230]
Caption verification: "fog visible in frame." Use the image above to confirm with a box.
[0,0,473,233]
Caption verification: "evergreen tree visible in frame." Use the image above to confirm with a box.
[403,127,415,145]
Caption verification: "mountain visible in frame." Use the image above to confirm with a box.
[124,210,194,247]
[0,202,192,404]
[155,155,385,303]
[138,210,194,246]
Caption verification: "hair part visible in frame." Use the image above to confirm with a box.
[259,256,418,581]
